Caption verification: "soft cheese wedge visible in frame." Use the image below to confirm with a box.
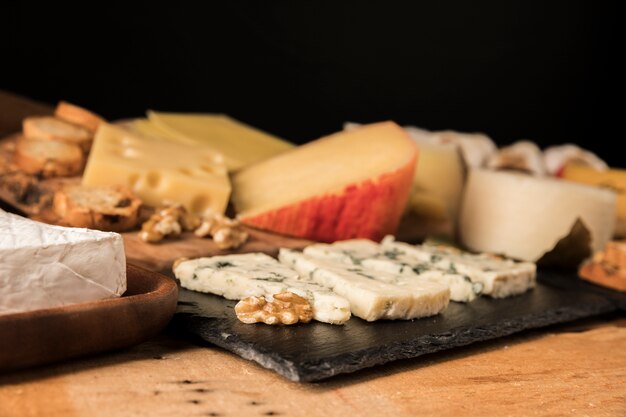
[232,122,418,242]
[304,240,481,302]
[145,112,294,171]
[0,210,126,315]
[278,249,449,321]
[381,236,536,298]
[173,253,351,324]
[82,123,231,215]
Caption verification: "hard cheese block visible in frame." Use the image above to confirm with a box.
[173,253,351,324]
[303,239,480,302]
[562,163,626,237]
[82,124,231,215]
[279,249,449,321]
[232,122,418,242]
[460,169,616,264]
[0,209,126,315]
[146,111,293,171]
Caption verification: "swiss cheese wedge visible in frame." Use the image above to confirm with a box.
[145,111,293,171]
[82,124,230,215]
[232,122,418,242]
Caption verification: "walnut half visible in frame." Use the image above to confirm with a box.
[234,292,314,325]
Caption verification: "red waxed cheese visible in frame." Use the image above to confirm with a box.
[232,122,418,242]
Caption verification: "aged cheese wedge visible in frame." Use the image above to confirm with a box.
[278,249,449,321]
[381,236,536,298]
[304,239,480,302]
[173,253,351,324]
[0,209,126,315]
[82,123,230,215]
[459,170,616,264]
[146,112,293,171]
[232,122,418,242]
[562,163,626,237]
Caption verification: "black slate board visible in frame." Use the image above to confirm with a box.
[173,271,618,382]
[539,271,626,311]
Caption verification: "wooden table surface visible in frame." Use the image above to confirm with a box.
[1,91,625,417]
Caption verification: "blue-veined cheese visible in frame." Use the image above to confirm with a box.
[381,236,536,298]
[173,253,350,324]
[278,249,449,321]
[303,239,481,302]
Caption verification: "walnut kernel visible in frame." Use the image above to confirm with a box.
[235,292,313,325]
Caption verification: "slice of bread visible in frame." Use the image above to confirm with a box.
[14,136,84,178]
[55,101,106,132]
[23,116,93,152]
[579,261,626,292]
[53,184,142,232]
[603,241,626,269]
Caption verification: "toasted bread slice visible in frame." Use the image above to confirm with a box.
[55,101,106,132]
[579,261,626,292]
[23,116,93,152]
[14,136,84,178]
[53,184,142,232]
[603,241,626,269]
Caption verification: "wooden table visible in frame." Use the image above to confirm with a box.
[1,91,625,417]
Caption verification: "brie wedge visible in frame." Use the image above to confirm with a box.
[0,210,126,315]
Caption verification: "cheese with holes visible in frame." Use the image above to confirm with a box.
[145,112,293,171]
[381,236,536,298]
[562,163,626,237]
[82,123,230,215]
[173,253,351,324]
[0,209,126,315]
[303,239,480,302]
[232,122,417,242]
[278,249,449,321]
[460,169,616,263]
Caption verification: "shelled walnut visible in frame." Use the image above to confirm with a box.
[235,292,313,325]
[140,202,248,249]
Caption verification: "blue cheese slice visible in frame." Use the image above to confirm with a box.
[173,253,351,324]
[0,210,126,315]
[304,240,481,302]
[381,236,536,298]
[278,249,449,321]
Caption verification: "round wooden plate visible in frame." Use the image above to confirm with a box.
[0,264,178,371]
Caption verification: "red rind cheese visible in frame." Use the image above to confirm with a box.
[232,122,418,242]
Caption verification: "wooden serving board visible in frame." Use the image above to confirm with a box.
[0,264,178,371]
[0,134,313,274]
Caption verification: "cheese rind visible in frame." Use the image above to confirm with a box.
[460,169,617,263]
[0,210,126,315]
[278,249,449,321]
[146,112,293,171]
[173,253,351,324]
[380,236,536,298]
[82,124,231,215]
[303,239,480,302]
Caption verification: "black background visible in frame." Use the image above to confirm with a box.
[0,2,622,165]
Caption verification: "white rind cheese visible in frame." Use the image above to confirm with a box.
[0,210,126,315]
[304,240,480,302]
[173,253,351,324]
[278,249,449,321]
[381,236,536,298]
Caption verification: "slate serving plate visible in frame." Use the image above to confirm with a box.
[173,272,617,382]
[0,264,178,372]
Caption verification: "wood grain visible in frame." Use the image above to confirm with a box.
[0,264,178,371]
[0,318,624,417]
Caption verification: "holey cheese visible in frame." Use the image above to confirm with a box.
[459,170,617,263]
[82,124,231,215]
[173,253,351,324]
[0,210,126,315]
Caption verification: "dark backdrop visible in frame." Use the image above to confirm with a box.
[0,2,622,165]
